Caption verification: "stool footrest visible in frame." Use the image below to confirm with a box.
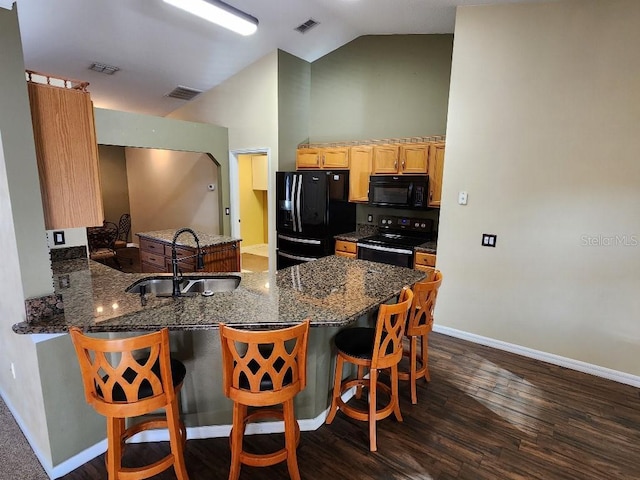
[231,409,301,468]
[336,379,397,422]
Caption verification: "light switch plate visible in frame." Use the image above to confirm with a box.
[53,231,65,245]
[458,191,468,205]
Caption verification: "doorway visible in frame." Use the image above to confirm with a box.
[229,148,271,272]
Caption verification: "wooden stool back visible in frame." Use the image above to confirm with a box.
[69,327,188,480]
[219,319,310,480]
[372,287,414,370]
[400,270,442,404]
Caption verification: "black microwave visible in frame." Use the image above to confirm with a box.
[368,175,429,209]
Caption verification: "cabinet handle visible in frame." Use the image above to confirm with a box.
[322,154,325,166]
[394,161,397,169]
[402,161,405,170]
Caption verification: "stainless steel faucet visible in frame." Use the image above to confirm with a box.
[171,228,205,296]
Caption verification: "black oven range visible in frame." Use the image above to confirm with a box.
[357,215,435,268]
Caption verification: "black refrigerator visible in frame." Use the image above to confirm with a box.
[276,170,356,269]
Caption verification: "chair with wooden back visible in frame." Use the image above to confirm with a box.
[326,286,414,451]
[219,319,310,480]
[87,221,121,270]
[69,327,189,480]
[399,270,442,404]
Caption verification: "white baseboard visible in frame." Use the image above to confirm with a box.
[433,325,640,388]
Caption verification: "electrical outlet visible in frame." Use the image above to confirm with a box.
[482,234,497,247]
[53,231,65,245]
[367,214,373,223]
[10,362,16,380]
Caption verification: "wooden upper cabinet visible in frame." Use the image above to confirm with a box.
[27,80,103,229]
[428,142,445,207]
[348,145,373,202]
[296,147,349,170]
[373,143,429,175]
[372,145,400,174]
[399,144,429,174]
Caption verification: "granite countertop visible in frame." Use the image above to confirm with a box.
[136,229,241,248]
[13,256,425,334]
[415,241,437,254]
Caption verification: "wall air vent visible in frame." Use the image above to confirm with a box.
[295,18,319,34]
[165,85,203,101]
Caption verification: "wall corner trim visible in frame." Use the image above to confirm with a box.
[433,325,640,388]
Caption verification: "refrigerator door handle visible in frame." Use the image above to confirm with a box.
[278,234,322,245]
[294,174,303,233]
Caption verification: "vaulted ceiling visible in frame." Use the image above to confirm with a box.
[14,0,541,116]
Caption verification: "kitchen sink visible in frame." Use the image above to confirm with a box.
[126,275,241,297]
[181,276,241,294]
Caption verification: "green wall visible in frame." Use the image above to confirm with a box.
[94,108,231,235]
[310,34,453,143]
[278,50,311,171]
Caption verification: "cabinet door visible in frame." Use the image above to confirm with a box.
[428,143,445,207]
[400,144,429,174]
[321,147,350,169]
[372,145,400,174]
[28,82,103,229]
[348,146,373,202]
[296,148,321,169]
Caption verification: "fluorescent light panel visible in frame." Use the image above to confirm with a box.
[163,0,258,36]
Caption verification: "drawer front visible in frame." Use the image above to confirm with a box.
[335,240,357,254]
[165,257,196,273]
[140,249,165,268]
[335,250,356,259]
[414,252,436,267]
[164,244,194,258]
[140,238,165,254]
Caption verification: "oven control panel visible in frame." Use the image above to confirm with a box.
[378,215,434,233]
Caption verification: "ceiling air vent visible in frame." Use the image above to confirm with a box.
[165,85,203,101]
[295,18,319,34]
[89,62,119,75]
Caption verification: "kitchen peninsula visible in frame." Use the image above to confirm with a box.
[13,255,425,442]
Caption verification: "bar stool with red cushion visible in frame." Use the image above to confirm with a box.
[325,286,413,452]
[399,270,443,404]
[219,319,310,480]
[69,327,189,480]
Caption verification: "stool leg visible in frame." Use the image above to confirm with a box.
[228,403,246,480]
[326,355,344,424]
[166,398,189,480]
[106,417,124,479]
[391,364,403,423]
[422,333,431,382]
[355,365,365,399]
[410,335,418,405]
[368,369,378,452]
[283,398,301,480]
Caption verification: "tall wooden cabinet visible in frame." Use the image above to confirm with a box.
[348,145,373,202]
[428,142,445,207]
[27,76,103,229]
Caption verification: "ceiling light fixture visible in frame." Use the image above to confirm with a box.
[163,0,258,36]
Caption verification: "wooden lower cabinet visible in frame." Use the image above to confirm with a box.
[335,240,357,259]
[139,237,240,273]
[414,252,436,277]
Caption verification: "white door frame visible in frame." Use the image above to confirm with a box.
[228,148,273,269]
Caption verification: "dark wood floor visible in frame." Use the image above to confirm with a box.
[61,332,640,479]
